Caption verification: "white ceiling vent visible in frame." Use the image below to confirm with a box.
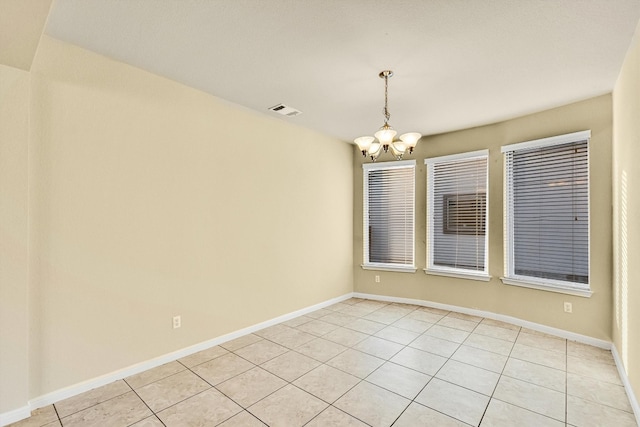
[268,103,302,117]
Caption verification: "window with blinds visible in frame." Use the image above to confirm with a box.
[502,131,590,292]
[425,151,489,278]
[362,160,415,271]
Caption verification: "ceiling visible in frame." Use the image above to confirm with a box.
[44,0,640,142]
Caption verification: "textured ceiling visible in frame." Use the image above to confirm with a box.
[45,0,640,142]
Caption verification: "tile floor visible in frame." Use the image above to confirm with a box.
[10,298,638,427]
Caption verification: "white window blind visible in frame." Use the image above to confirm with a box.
[363,160,415,271]
[503,131,590,292]
[425,151,488,277]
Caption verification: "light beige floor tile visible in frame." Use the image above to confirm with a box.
[281,316,312,328]
[415,378,489,426]
[437,316,479,332]
[216,367,287,407]
[473,324,519,342]
[305,406,369,427]
[339,305,377,317]
[126,362,185,390]
[217,411,266,426]
[392,317,433,334]
[481,399,564,427]
[567,341,615,365]
[409,333,461,358]
[424,324,470,344]
[156,388,242,426]
[393,402,468,427]
[327,348,385,379]
[464,333,514,356]
[503,358,565,392]
[220,334,263,352]
[248,384,327,427]
[419,306,451,316]
[177,345,228,368]
[334,381,410,427]
[407,310,446,323]
[374,325,420,345]
[323,327,369,347]
[365,362,431,399]
[480,318,521,331]
[293,364,360,403]
[234,339,288,364]
[342,298,365,305]
[191,353,254,386]
[390,347,447,376]
[510,343,566,370]
[436,359,500,396]
[295,319,339,337]
[493,376,565,422]
[516,332,566,354]
[253,324,293,340]
[9,405,58,427]
[55,380,131,417]
[363,309,406,324]
[451,345,508,373]
[260,350,320,381]
[567,355,623,385]
[447,312,484,323]
[267,328,316,349]
[344,318,386,335]
[129,415,164,426]
[325,302,352,312]
[353,336,404,359]
[304,308,332,319]
[355,300,389,310]
[567,372,632,412]
[520,328,562,339]
[136,370,210,412]
[567,395,638,427]
[294,337,347,362]
[59,392,151,427]
[320,311,358,326]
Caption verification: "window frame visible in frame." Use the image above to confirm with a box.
[501,130,592,297]
[362,159,416,273]
[425,150,490,281]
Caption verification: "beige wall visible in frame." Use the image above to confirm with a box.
[613,20,640,408]
[0,64,30,413]
[25,36,353,397]
[354,95,613,340]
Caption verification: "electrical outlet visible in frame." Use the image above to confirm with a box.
[375,275,380,283]
[563,302,572,313]
[173,315,181,329]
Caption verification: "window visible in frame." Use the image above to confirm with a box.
[502,130,590,295]
[362,160,415,272]
[425,151,489,279]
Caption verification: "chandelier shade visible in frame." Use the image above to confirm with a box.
[355,70,421,161]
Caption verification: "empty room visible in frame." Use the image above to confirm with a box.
[1,1,639,426]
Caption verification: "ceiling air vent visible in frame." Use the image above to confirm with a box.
[268,103,302,117]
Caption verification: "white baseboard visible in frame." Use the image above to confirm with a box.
[611,344,640,424]
[1,292,354,426]
[0,405,30,426]
[6,291,637,427]
[354,292,611,348]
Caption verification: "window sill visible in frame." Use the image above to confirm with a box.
[501,277,592,298]
[424,268,491,282]
[361,264,417,273]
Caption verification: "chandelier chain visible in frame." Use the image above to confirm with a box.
[383,73,390,124]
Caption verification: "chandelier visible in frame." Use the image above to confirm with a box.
[354,70,421,161]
